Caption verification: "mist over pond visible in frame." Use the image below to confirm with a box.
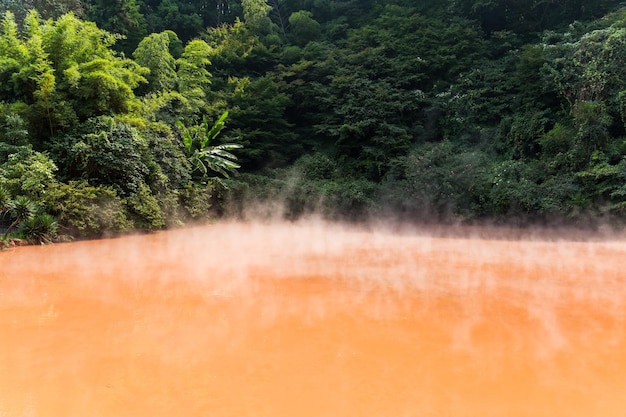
[1,220,625,416]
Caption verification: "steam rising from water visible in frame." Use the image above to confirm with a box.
[1,220,626,416]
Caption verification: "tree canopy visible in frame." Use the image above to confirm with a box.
[3,0,626,243]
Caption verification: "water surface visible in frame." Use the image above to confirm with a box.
[1,221,625,416]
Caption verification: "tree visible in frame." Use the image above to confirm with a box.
[0,111,30,161]
[51,116,150,196]
[0,146,58,198]
[0,11,148,143]
[202,0,242,27]
[132,35,213,124]
[0,185,8,212]
[85,0,147,54]
[541,21,626,167]
[315,71,417,180]
[288,10,320,46]
[2,11,58,138]
[0,0,84,22]
[43,11,148,123]
[1,113,29,146]
[143,0,204,43]
[448,0,622,34]
[267,0,289,36]
[202,19,275,76]
[176,39,213,114]
[177,111,242,180]
[242,0,272,34]
[31,0,85,19]
[133,31,178,95]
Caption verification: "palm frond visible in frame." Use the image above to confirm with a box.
[207,111,229,141]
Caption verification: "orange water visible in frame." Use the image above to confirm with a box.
[1,221,625,416]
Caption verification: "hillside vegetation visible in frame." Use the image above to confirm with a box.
[2,0,626,242]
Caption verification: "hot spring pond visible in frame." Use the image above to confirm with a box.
[1,221,625,417]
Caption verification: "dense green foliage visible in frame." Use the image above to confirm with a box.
[3,0,626,243]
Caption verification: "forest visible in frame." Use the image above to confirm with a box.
[2,0,626,243]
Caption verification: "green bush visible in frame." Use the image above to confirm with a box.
[126,182,166,230]
[317,178,378,219]
[221,168,377,221]
[293,152,337,180]
[2,195,37,238]
[42,180,131,237]
[20,213,58,244]
[50,116,150,196]
[401,142,492,219]
[0,147,58,198]
[487,160,543,215]
[178,182,215,220]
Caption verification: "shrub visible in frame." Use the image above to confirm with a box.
[125,182,166,230]
[2,195,37,239]
[43,180,131,238]
[401,142,492,219]
[293,152,337,180]
[20,213,58,244]
[50,116,150,196]
[0,147,58,198]
[178,182,215,220]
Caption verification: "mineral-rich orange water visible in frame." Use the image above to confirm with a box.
[1,221,625,417]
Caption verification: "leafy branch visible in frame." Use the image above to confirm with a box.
[177,111,243,180]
